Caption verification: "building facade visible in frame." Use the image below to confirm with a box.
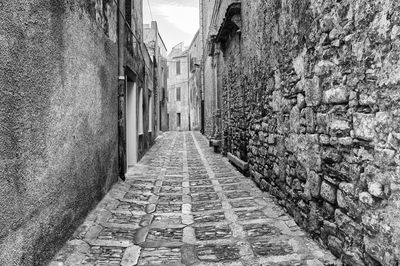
[141,42,155,155]
[144,22,169,133]
[188,30,203,131]
[123,0,158,168]
[167,43,190,131]
[200,0,400,265]
[199,0,229,139]
[0,0,157,264]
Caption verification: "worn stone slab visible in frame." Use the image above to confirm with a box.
[87,239,133,248]
[138,247,182,265]
[192,201,223,212]
[121,245,141,266]
[196,244,241,262]
[194,225,232,241]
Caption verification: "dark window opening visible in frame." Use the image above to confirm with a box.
[167,114,170,129]
[176,87,181,101]
[190,56,197,72]
[177,113,181,128]
[125,0,132,27]
[176,60,181,75]
[159,105,162,128]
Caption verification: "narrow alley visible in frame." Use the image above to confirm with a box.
[49,132,337,266]
[3,0,400,265]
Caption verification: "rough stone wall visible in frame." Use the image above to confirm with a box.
[0,0,118,264]
[220,34,250,160]
[217,0,400,265]
[203,56,215,137]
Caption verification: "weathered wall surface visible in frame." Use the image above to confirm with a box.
[200,0,216,137]
[203,56,215,136]
[201,0,242,139]
[142,44,154,155]
[221,33,249,160]
[143,23,158,137]
[188,69,202,131]
[0,0,118,264]
[159,58,169,132]
[216,0,400,265]
[188,31,203,131]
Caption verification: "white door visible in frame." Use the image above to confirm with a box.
[127,82,138,166]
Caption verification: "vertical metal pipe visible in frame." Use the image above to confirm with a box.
[200,0,205,134]
[118,0,126,181]
[188,51,191,131]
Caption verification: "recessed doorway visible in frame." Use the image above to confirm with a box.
[126,81,138,166]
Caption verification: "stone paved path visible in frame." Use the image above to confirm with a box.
[49,132,339,266]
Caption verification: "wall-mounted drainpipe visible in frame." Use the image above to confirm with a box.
[199,0,204,134]
[188,54,191,131]
[118,0,126,181]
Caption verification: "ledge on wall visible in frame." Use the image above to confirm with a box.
[227,152,249,175]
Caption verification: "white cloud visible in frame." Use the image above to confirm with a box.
[154,0,198,8]
[155,4,199,34]
[143,0,199,51]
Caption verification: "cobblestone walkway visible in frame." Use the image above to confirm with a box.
[50,132,339,266]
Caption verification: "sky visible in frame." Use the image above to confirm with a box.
[143,0,200,52]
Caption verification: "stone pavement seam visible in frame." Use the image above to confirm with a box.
[190,132,255,263]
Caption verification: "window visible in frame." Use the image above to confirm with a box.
[190,56,196,72]
[167,114,169,129]
[176,87,181,101]
[125,0,132,27]
[159,105,162,128]
[177,113,181,128]
[176,60,181,75]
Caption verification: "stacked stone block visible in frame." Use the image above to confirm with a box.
[217,0,400,264]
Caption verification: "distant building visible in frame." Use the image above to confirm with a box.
[167,43,190,131]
